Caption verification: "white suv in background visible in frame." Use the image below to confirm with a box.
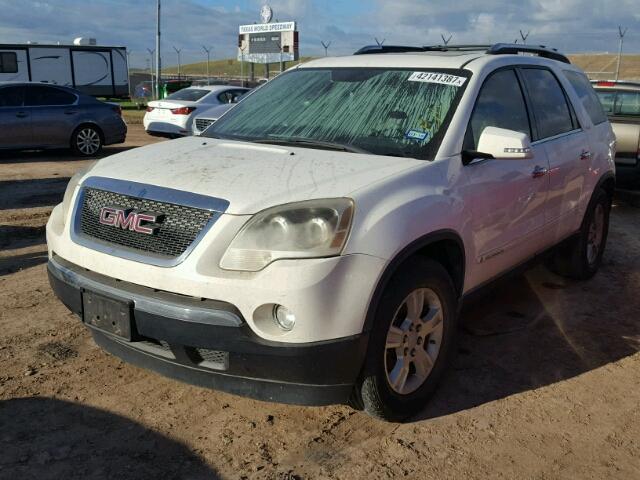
[47,44,615,421]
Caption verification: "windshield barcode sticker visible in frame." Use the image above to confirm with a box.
[408,72,467,87]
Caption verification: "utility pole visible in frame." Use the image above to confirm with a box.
[615,26,628,81]
[321,40,331,56]
[155,0,161,99]
[202,46,212,85]
[519,30,530,44]
[146,48,155,99]
[125,50,132,99]
[173,46,182,79]
[441,34,452,46]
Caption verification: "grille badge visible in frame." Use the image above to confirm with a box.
[99,206,165,235]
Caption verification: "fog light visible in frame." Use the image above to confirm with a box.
[273,305,296,331]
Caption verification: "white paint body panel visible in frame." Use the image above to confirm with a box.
[47,52,616,344]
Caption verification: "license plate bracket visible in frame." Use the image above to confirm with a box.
[82,290,133,341]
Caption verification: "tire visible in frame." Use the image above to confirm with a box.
[357,258,458,421]
[552,188,611,280]
[71,125,103,157]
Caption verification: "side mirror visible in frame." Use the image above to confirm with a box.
[476,127,533,160]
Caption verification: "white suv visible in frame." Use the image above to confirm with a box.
[47,44,616,421]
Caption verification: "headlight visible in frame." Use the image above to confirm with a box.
[61,165,95,223]
[220,198,354,272]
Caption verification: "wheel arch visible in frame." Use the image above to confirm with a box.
[362,229,466,333]
[70,122,105,147]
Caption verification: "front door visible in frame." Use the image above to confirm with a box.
[461,68,550,288]
[0,85,31,148]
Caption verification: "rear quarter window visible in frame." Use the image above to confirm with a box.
[563,70,608,125]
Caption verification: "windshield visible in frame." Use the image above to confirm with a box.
[205,68,470,159]
[596,89,640,116]
[166,89,210,102]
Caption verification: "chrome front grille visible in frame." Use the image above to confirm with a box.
[79,187,215,259]
[71,177,228,267]
[195,118,215,132]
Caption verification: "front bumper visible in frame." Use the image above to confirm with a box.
[48,255,368,406]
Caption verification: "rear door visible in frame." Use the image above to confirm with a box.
[26,85,79,147]
[0,85,31,148]
[519,67,589,242]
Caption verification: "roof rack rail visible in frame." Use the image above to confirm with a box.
[487,43,571,64]
[353,45,430,55]
[353,42,571,64]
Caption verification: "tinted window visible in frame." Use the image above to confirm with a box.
[564,71,607,125]
[0,86,25,107]
[615,91,640,116]
[26,85,76,106]
[166,88,209,101]
[0,52,18,73]
[521,68,575,140]
[465,69,531,150]
[595,90,616,114]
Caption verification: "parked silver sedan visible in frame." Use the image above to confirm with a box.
[0,82,127,156]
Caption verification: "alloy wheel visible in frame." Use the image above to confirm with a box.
[77,128,101,155]
[384,288,444,395]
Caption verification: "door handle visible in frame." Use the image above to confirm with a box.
[531,166,548,178]
[580,150,592,160]
[15,112,28,118]
[64,110,78,115]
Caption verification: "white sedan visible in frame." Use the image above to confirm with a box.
[143,85,249,137]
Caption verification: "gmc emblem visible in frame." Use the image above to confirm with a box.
[99,207,164,235]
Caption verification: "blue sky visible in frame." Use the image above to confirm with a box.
[0,0,638,68]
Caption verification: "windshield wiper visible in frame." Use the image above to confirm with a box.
[252,137,370,154]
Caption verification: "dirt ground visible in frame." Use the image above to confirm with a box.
[0,125,639,480]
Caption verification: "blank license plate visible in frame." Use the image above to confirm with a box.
[83,291,132,341]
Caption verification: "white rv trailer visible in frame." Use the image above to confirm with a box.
[0,44,129,98]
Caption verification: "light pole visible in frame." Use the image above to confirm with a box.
[321,40,331,56]
[615,26,628,81]
[146,48,155,98]
[173,46,182,79]
[155,0,161,99]
[239,45,246,87]
[202,45,212,85]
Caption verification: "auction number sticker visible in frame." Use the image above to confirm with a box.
[408,72,467,87]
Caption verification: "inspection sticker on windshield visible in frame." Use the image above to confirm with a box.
[405,129,429,142]
[408,72,467,87]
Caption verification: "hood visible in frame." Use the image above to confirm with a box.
[88,137,422,215]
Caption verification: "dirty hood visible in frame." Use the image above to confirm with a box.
[88,137,422,215]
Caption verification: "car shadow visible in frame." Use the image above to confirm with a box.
[0,177,70,211]
[412,257,640,422]
[0,224,46,251]
[0,250,48,276]
[0,146,135,164]
[0,397,220,479]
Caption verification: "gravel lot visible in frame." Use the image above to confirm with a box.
[1,124,639,480]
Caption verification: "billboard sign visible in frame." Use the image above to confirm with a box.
[238,8,298,64]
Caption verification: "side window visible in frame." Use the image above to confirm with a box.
[218,91,234,104]
[0,86,25,107]
[595,90,616,114]
[521,68,575,140]
[563,70,607,125]
[0,52,18,73]
[26,86,76,106]
[464,69,531,150]
[614,91,640,116]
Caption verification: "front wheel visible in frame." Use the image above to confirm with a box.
[357,258,458,421]
[71,126,102,157]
